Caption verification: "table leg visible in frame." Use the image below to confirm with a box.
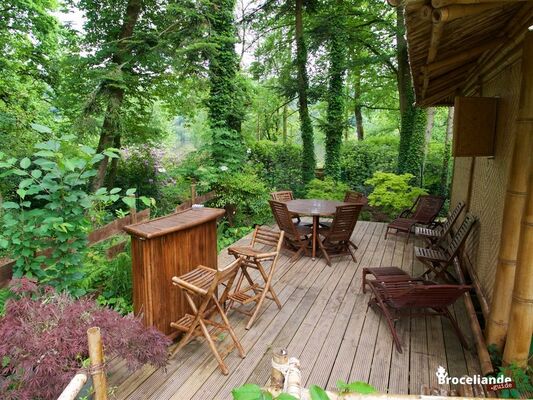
[312,215,318,260]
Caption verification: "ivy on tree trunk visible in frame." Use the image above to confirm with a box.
[295,0,316,184]
[324,30,346,180]
[207,0,245,167]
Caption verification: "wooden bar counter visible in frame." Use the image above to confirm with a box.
[124,207,225,336]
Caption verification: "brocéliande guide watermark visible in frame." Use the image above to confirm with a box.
[436,366,516,392]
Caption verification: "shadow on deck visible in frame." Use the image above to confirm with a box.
[108,221,483,399]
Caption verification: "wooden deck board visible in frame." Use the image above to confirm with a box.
[110,222,482,399]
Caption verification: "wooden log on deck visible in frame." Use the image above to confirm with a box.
[87,327,108,400]
[270,349,288,391]
[502,31,533,367]
[432,2,508,22]
[486,30,533,351]
[57,373,88,400]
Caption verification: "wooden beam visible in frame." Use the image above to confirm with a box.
[502,30,533,367]
[486,31,533,351]
[433,2,508,22]
[433,0,526,8]
[421,21,444,99]
[421,37,505,77]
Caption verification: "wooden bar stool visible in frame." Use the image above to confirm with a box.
[170,257,245,375]
[227,226,285,330]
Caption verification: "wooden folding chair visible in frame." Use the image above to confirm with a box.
[269,200,312,262]
[368,278,471,353]
[344,191,364,203]
[385,195,445,241]
[317,204,362,266]
[227,226,285,329]
[414,201,465,247]
[170,257,245,375]
[415,214,477,281]
[270,191,301,224]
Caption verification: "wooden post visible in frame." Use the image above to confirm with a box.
[87,327,108,400]
[57,373,88,400]
[191,183,197,205]
[486,31,533,351]
[129,195,137,224]
[270,348,288,391]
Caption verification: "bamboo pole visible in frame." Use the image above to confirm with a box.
[129,194,137,224]
[432,0,526,7]
[57,373,88,400]
[433,2,508,22]
[87,327,108,400]
[270,349,288,391]
[421,21,444,99]
[486,31,533,351]
[502,32,533,367]
[454,259,494,376]
[191,183,197,205]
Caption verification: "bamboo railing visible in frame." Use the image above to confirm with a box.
[57,327,108,400]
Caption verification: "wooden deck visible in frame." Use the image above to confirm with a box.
[108,221,484,399]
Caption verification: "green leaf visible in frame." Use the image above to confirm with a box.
[231,384,263,400]
[109,187,122,194]
[19,179,34,189]
[2,202,19,209]
[309,385,330,400]
[336,380,376,394]
[126,188,136,196]
[30,123,52,134]
[31,170,42,179]
[34,150,55,157]
[122,197,136,209]
[19,158,31,169]
[275,394,298,400]
[12,169,28,176]
[16,189,26,199]
[0,238,8,248]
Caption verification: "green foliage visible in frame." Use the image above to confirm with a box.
[305,178,350,201]
[0,288,12,316]
[365,172,427,217]
[497,364,533,399]
[0,136,150,294]
[309,385,330,400]
[217,223,254,252]
[340,135,399,193]
[336,380,376,394]
[210,167,271,227]
[249,140,305,196]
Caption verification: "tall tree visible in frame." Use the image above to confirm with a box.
[440,107,454,196]
[323,7,347,179]
[207,0,246,167]
[295,0,316,184]
[395,7,427,182]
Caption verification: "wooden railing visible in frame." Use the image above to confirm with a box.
[175,183,216,212]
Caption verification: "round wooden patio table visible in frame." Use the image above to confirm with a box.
[286,199,348,260]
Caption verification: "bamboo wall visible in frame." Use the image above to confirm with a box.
[450,59,522,303]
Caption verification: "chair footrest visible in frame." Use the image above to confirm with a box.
[171,314,196,332]
[229,284,262,304]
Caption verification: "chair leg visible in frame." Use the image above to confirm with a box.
[290,245,306,263]
[198,317,230,375]
[213,296,246,358]
[347,244,357,263]
[369,297,403,353]
[317,239,332,266]
[256,261,282,309]
[442,307,469,350]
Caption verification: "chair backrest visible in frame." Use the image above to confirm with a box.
[215,257,243,286]
[325,204,363,243]
[382,281,471,309]
[344,191,364,203]
[251,226,285,251]
[439,201,465,238]
[411,195,445,224]
[269,200,300,240]
[446,214,477,260]
[270,191,294,202]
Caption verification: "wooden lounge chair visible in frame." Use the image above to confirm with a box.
[270,190,301,224]
[170,258,245,375]
[415,201,465,247]
[344,191,365,203]
[367,277,471,353]
[227,226,285,330]
[385,195,445,241]
[415,214,477,281]
[269,200,312,262]
[317,203,362,266]
[362,266,411,294]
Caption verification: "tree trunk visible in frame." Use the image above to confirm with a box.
[295,0,316,184]
[282,103,288,143]
[324,29,346,180]
[396,7,427,182]
[440,107,454,196]
[91,0,142,191]
[353,72,364,141]
[421,107,435,186]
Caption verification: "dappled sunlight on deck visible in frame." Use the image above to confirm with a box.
[108,221,482,399]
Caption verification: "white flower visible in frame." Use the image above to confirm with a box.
[219,165,228,171]
[157,167,166,173]
[246,148,251,154]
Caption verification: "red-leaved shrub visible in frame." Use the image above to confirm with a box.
[0,278,170,400]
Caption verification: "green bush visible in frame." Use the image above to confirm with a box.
[365,172,427,218]
[249,140,304,197]
[340,135,398,193]
[210,167,271,227]
[0,136,151,295]
[305,177,350,201]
